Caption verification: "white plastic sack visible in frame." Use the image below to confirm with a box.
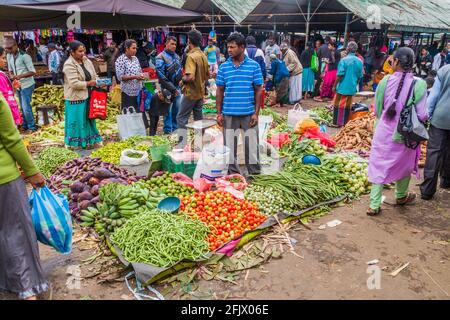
[193,143,230,181]
[117,107,147,140]
[120,149,150,166]
[287,103,309,128]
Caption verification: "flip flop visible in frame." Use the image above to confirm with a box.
[396,193,417,206]
[366,208,381,216]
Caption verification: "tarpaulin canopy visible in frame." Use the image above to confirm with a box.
[167,0,450,33]
[0,0,202,31]
[337,0,450,34]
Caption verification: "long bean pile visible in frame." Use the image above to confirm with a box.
[35,147,79,177]
[110,210,210,268]
[251,167,345,209]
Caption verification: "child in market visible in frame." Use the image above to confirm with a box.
[148,89,172,136]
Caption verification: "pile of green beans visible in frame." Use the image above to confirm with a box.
[110,210,210,268]
[252,166,345,209]
[35,147,79,177]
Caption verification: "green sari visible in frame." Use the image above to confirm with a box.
[64,100,102,148]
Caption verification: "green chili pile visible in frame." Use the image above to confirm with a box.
[110,210,210,267]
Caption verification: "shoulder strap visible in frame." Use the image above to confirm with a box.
[375,75,390,117]
[405,79,416,107]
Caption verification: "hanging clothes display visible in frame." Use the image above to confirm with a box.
[178,34,187,46]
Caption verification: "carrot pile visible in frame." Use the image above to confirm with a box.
[419,142,427,168]
[335,113,376,151]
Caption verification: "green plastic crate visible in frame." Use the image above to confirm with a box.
[162,154,197,178]
[150,144,171,162]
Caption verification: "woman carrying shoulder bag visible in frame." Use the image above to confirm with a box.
[367,47,428,216]
[62,40,102,150]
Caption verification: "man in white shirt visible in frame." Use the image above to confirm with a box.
[432,48,448,72]
[47,43,62,84]
[38,37,49,65]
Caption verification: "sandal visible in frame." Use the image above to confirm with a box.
[367,208,381,216]
[396,193,416,206]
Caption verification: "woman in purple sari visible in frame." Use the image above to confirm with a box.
[367,47,428,216]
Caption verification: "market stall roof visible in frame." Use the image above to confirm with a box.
[0,0,202,31]
[337,0,450,34]
[162,0,450,34]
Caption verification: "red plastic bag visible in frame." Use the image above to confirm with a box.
[267,132,291,149]
[89,89,107,120]
[215,174,248,191]
[193,178,214,192]
[301,128,336,148]
[172,172,194,188]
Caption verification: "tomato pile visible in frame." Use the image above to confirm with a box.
[180,191,267,251]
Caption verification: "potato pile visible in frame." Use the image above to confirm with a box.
[335,113,376,151]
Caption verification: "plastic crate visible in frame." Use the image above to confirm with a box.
[150,144,171,162]
[162,154,197,178]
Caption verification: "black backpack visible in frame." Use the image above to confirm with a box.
[397,80,429,149]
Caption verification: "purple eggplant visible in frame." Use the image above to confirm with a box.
[91,196,100,204]
[93,168,116,179]
[70,181,85,193]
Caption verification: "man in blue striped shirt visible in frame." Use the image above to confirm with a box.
[216,32,263,176]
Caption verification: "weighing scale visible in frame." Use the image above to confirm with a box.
[185,119,217,151]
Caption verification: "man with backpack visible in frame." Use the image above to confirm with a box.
[155,36,183,134]
[245,36,266,80]
[421,64,450,200]
[47,43,62,85]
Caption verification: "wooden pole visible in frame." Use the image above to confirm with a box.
[344,12,350,47]
[441,33,447,49]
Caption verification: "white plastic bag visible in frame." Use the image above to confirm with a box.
[203,127,224,145]
[287,103,309,128]
[193,143,230,181]
[120,149,150,166]
[117,107,147,140]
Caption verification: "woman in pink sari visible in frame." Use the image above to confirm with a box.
[367,47,428,216]
[0,46,22,126]
[315,41,340,102]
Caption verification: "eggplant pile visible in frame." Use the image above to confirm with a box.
[48,157,143,219]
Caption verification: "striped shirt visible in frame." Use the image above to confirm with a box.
[216,56,263,116]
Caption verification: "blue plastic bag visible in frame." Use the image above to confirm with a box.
[29,186,73,254]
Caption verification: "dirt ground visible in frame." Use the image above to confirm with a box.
[2,100,449,300]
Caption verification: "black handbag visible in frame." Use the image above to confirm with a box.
[397,80,429,149]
